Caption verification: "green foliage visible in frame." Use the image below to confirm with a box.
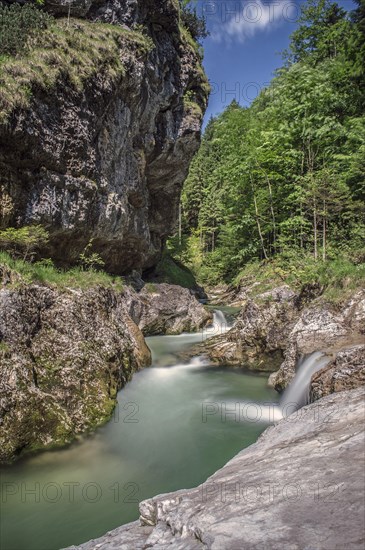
[152,251,199,289]
[0,250,123,290]
[287,0,348,64]
[179,0,209,44]
[0,3,53,57]
[177,0,365,287]
[234,256,365,304]
[79,239,105,271]
[0,225,49,261]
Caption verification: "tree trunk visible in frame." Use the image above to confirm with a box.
[251,177,268,260]
[265,174,276,252]
[178,203,182,246]
[313,199,318,261]
[322,199,326,262]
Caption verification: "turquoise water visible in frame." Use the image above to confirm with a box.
[0,319,279,550]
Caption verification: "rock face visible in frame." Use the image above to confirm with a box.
[196,286,364,386]
[0,279,151,463]
[194,286,300,372]
[127,283,212,335]
[310,345,365,402]
[0,0,209,274]
[0,270,212,462]
[269,290,365,391]
[68,386,365,550]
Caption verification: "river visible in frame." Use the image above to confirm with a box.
[0,311,279,550]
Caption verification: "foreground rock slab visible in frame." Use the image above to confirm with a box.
[68,387,365,550]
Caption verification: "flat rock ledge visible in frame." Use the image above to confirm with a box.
[67,386,365,550]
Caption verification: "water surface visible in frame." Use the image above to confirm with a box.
[0,312,278,550]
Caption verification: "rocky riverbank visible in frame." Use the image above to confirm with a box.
[0,269,210,463]
[185,284,365,399]
[68,386,365,550]
[268,289,365,393]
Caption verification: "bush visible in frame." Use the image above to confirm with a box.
[79,239,105,271]
[0,225,49,261]
[0,3,53,57]
[179,1,209,43]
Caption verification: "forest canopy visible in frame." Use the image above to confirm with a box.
[173,0,365,286]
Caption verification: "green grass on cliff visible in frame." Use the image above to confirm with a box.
[0,18,153,123]
[0,251,124,290]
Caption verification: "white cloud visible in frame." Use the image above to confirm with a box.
[210,1,299,44]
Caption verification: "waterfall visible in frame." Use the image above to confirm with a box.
[213,309,229,331]
[203,309,230,339]
[256,351,332,423]
[279,351,331,416]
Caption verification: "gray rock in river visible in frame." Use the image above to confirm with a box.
[126,283,212,335]
[67,386,365,550]
[189,285,300,372]
[310,344,365,402]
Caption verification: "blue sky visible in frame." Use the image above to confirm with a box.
[196,0,356,126]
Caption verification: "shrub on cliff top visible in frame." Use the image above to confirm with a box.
[0,225,49,261]
[179,0,209,43]
[0,3,53,56]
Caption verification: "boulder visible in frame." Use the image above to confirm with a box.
[194,285,299,372]
[310,345,365,402]
[126,283,212,335]
[269,290,365,391]
[0,282,151,463]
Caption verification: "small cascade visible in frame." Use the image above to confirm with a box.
[203,309,230,339]
[280,351,331,415]
[245,351,333,423]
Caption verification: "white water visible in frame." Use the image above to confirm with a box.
[147,310,231,367]
[267,351,331,421]
[280,351,331,414]
[204,309,231,337]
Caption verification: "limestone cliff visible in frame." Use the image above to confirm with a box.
[0,0,209,274]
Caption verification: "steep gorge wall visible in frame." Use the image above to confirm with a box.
[0,0,209,273]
